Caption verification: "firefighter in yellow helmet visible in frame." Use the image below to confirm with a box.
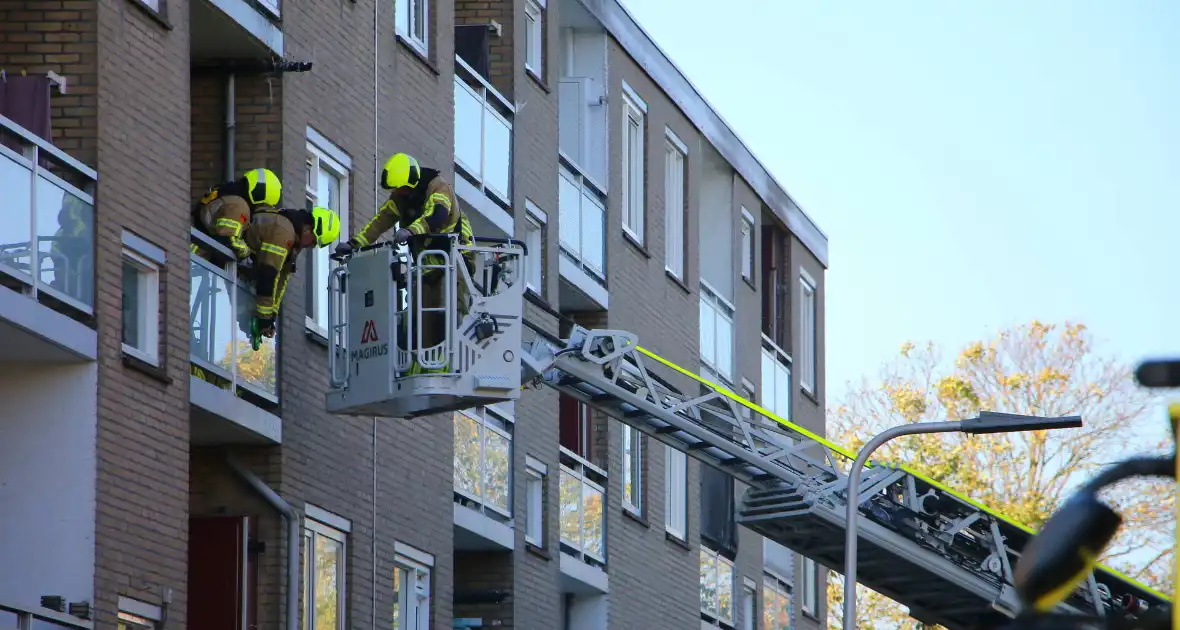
[192,167,283,260]
[334,152,475,374]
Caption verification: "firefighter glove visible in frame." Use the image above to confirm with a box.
[334,241,354,256]
[394,228,412,244]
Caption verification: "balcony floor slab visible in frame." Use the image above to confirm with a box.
[190,375,281,445]
[453,502,515,551]
[0,285,95,363]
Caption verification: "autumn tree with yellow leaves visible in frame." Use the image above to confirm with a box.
[825,320,1174,629]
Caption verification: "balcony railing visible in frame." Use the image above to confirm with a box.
[558,446,607,567]
[0,602,91,630]
[454,56,514,209]
[189,228,279,403]
[557,156,606,282]
[453,408,513,520]
[0,114,97,315]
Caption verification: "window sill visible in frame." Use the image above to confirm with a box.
[742,275,756,292]
[305,322,330,348]
[622,506,649,528]
[800,384,818,404]
[126,0,173,29]
[122,351,172,385]
[396,35,439,76]
[665,530,690,551]
[622,229,650,258]
[526,68,550,93]
[665,269,690,295]
[525,542,550,561]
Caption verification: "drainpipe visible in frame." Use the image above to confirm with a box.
[225,454,300,630]
[225,73,236,181]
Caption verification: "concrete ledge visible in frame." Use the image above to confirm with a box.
[0,285,96,362]
[189,375,282,445]
[455,176,515,238]
[559,553,609,594]
[453,502,515,551]
[207,0,283,55]
[558,257,609,310]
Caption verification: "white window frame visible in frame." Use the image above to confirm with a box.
[523,200,546,295]
[620,81,647,244]
[305,134,351,340]
[396,0,429,55]
[700,546,735,625]
[799,269,817,396]
[525,455,547,547]
[664,444,687,539]
[761,338,792,422]
[118,597,162,630]
[621,425,643,515]
[303,511,350,630]
[524,0,544,77]
[256,0,280,19]
[394,544,434,630]
[121,246,161,366]
[741,578,757,630]
[453,406,515,518]
[801,556,818,617]
[699,281,735,383]
[740,206,755,284]
[664,128,688,280]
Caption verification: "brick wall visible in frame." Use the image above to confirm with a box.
[91,1,191,629]
[454,0,513,99]
[190,73,283,201]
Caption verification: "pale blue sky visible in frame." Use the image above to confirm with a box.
[618,0,1180,406]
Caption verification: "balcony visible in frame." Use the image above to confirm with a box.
[0,114,98,363]
[453,56,515,239]
[453,407,515,551]
[557,156,608,311]
[188,229,281,445]
[558,446,608,593]
[0,602,92,630]
[191,0,283,62]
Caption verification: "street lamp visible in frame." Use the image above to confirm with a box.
[841,411,1083,630]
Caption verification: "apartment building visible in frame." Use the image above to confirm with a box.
[0,0,829,629]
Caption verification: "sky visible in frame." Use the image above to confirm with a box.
[616,0,1180,407]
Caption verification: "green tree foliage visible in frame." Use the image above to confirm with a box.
[825,321,1174,629]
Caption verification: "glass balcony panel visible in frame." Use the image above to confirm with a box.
[718,559,733,620]
[483,427,510,512]
[701,553,717,614]
[558,170,581,255]
[35,176,94,308]
[189,261,234,371]
[774,363,790,419]
[776,593,792,630]
[483,110,511,200]
[581,482,603,559]
[0,153,33,281]
[716,316,733,379]
[234,283,277,395]
[581,190,605,276]
[453,412,482,498]
[454,80,484,178]
[559,469,581,548]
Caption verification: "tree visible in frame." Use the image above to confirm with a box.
[825,320,1174,629]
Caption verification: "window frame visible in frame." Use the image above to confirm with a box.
[396,0,430,56]
[303,512,349,630]
[664,444,687,540]
[801,556,819,617]
[524,0,544,77]
[740,206,755,286]
[663,127,688,280]
[620,80,647,245]
[120,247,161,367]
[117,597,162,630]
[741,578,757,630]
[799,269,817,396]
[699,281,735,383]
[453,406,515,519]
[760,338,792,422]
[524,455,547,548]
[762,571,794,630]
[394,545,434,630]
[523,200,546,295]
[621,424,643,516]
[700,546,735,625]
[305,135,351,340]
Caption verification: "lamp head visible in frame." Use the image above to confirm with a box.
[1013,492,1122,613]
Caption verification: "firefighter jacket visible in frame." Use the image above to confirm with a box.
[247,210,301,321]
[196,194,263,261]
[349,168,474,265]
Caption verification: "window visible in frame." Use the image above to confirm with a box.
[621,425,643,515]
[741,582,756,630]
[664,444,687,539]
[801,557,818,617]
[303,510,349,630]
[393,544,433,630]
[799,270,817,395]
[740,207,755,284]
[525,456,547,547]
[699,283,735,382]
[524,0,544,77]
[761,341,791,421]
[117,597,161,630]
[700,547,734,625]
[524,200,546,294]
[257,0,280,18]
[620,81,647,244]
[557,161,607,282]
[664,129,687,279]
[121,246,161,366]
[396,0,429,54]
[762,573,793,630]
[306,133,351,339]
[453,407,514,518]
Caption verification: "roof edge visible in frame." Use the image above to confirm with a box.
[582,0,830,268]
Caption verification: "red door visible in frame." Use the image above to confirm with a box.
[189,516,250,630]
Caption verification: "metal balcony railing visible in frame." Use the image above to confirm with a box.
[453,408,513,520]
[557,156,606,282]
[453,56,514,209]
[0,602,92,630]
[558,446,607,567]
[0,114,97,315]
[189,228,279,402]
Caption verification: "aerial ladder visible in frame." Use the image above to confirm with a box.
[324,235,1170,629]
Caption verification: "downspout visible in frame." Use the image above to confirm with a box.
[225,454,300,630]
[225,73,236,181]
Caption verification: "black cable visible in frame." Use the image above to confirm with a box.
[1081,455,1176,495]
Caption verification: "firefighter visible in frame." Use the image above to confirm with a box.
[191,167,283,260]
[333,152,475,374]
[246,206,341,340]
